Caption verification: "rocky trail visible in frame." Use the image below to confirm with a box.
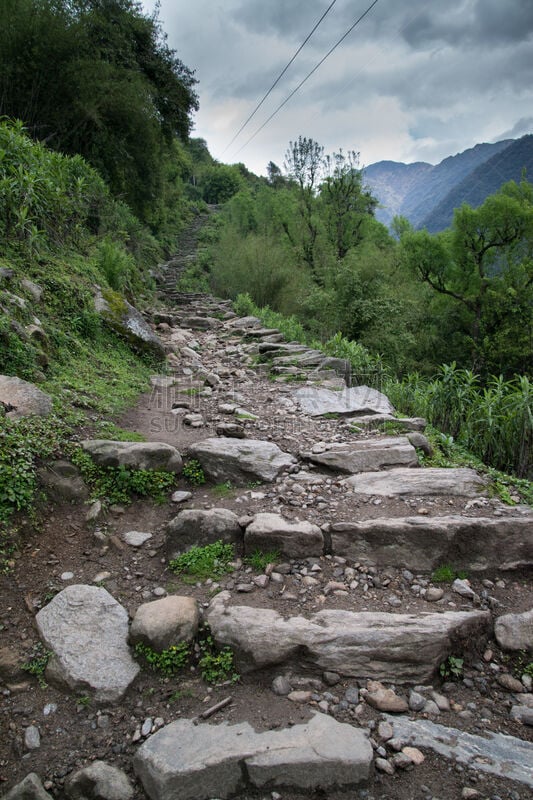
[1,220,533,800]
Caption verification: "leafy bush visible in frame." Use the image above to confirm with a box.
[21,643,52,688]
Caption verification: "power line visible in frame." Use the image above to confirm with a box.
[232,0,380,158]
[222,0,338,155]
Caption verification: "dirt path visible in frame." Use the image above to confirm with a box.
[1,237,532,800]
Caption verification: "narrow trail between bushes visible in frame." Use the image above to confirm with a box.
[1,216,533,800]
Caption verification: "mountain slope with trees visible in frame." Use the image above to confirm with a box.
[364,136,533,230]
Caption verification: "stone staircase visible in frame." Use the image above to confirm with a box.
[6,287,533,799]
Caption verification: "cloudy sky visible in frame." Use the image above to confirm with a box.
[142,0,533,175]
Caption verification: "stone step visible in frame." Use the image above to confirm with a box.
[294,385,394,417]
[187,437,296,484]
[330,514,533,572]
[353,413,427,432]
[302,436,418,473]
[383,716,533,789]
[343,467,489,497]
[134,713,373,800]
[206,591,491,683]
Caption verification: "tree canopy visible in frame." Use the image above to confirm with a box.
[0,0,198,219]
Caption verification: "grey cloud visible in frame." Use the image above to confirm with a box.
[232,0,326,40]
[498,117,533,139]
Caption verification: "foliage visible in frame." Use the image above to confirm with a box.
[385,365,532,478]
[94,422,146,442]
[0,412,76,522]
[0,0,198,222]
[134,641,190,676]
[169,540,234,581]
[198,628,239,684]
[70,449,175,505]
[182,459,206,486]
[212,481,234,498]
[399,181,533,376]
[431,565,468,583]
[21,643,52,688]
[245,549,281,571]
[439,655,464,680]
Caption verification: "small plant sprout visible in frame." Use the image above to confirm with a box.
[439,655,464,680]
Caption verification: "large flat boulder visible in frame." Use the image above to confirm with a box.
[244,513,324,558]
[187,438,296,484]
[0,375,53,418]
[303,437,418,474]
[133,713,372,800]
[166,508,242,559]
[384,716,533,789]
[95,288,165,359]
[344,467,488,497]
[81,440,182,473]
[330,515,533,572]
[293,386,394,417]
[35,585,139,703]
[206,592,490,683]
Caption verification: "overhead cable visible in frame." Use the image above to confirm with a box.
[222,0,338,154]
[233,0,380,157]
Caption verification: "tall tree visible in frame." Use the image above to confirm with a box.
[320,149,377,259]
[400,180,533,373]
[283,136,324,279]
[0,0,198,220]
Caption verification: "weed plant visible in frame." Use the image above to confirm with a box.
[21,643,52,688]
[169,540,234,581]
[182,459,206,486]
[244,549,281,571]
[197,628,239,684]
[134,641,190,676]
[69,449,175,505]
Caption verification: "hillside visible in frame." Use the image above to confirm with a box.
[421,134,533,231]
[364,137,528,230]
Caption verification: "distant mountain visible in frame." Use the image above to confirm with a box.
[420,135,533,232]
[364,135,533,232]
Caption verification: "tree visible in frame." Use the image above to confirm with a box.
[0,0,198,221]
[320,150,377,259]
[400,180,533,373]
[283,137,324,279]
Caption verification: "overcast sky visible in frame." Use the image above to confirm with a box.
[142,0,533,175]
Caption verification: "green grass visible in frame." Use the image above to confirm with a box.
[432,564,468,583]
[244,549,281,571]
[212,481,234,498]
[169,540,235,581]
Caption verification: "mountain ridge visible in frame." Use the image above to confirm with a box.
[364,135,531,231]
